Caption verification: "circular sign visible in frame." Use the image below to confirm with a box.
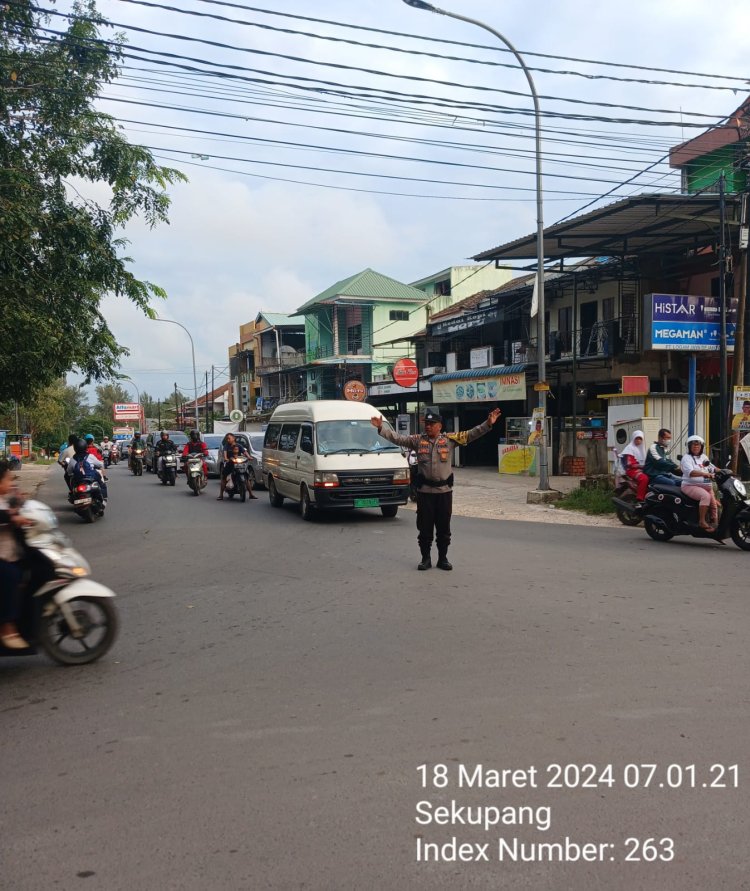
[343,380,366,402]
[392,358,419,388]
[229,409,244,422]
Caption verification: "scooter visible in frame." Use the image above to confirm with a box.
[157,452,178,486]
[639,467,750,549]
[183,453,207,496]
[0,500,118,664]
[67,477,106,523]
[225,454,251,502]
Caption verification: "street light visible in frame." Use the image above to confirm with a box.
[150,316,200,432]
[400,0,550,491]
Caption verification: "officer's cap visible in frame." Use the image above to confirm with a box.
[423,410,443,424]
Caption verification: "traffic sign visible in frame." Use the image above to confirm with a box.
[229,409,244,422]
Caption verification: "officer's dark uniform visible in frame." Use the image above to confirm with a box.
[376,410,495,571]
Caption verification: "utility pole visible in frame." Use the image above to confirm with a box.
[719,174,729,464]
[205,370,209,434]
[211,365,215,433]
[174,382,179,429]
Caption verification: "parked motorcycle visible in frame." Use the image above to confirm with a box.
[225,453,250,502]
[633,467,750,549]
[68,478,106,523]
[130,445,145,476]
[183,453,206,496]
[157,452,178,486]
[0,500,118,664]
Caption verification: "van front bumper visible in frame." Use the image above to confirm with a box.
[313,485,408,510]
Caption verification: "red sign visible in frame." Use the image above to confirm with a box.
[621,376,650,395]
[392,358,418,388]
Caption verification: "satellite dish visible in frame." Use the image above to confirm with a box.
[229,409,244,422]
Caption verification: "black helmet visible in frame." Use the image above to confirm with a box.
[67,434,78,446]
[74,439,88,458]
[189,429,200,442]
[134,432,141,438]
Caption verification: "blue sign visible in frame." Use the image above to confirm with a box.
[646,293,737,352]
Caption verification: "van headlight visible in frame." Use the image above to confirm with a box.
[392,469,410,483]
[314,472,340,488]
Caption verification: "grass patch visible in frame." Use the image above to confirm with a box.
[556,484,616,515]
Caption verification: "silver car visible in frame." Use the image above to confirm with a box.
[202,434,224,478]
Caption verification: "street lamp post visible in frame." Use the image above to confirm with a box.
[401,0,550,490]
[151,317,200,432]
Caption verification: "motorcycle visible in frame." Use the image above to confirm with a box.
[183,453,207,496]
[109,444,119,466]
[157,451,178,487]
[130,445,144,476]
[225,453,250,502]
[0,500,118,665]
[68,477,106,523]
[635,467,750,549]
[610,448,643,526]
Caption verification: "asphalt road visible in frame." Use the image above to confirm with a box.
[2,463,749,890]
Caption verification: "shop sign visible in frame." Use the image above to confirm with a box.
[498,444,537,475]
[369,380,431,397]
[343,380,366,402]
[392,358,419,388]
[643,293,737,352]
[429,304,501,337]
[433,372,526,404]
[113,402,142,420]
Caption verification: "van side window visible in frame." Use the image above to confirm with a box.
[300,424,314,454]
[279,424,300,453]
[264,423,282,450]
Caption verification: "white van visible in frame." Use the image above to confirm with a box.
[262,401,410,520]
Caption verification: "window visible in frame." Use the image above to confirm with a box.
[279,424,300,453]
[602,297,615,323]
[347,323,362,354]
[389,310,409,321]
[558,306,572,352]
[300,424,314,454]
[264,423,281,450]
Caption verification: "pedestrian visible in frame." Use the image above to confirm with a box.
[370,407,502,570]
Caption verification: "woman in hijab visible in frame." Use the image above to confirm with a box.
[620,429,649,501]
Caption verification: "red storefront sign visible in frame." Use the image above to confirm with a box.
[392,358,418,388]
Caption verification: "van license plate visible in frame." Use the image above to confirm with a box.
[354,498,379,508]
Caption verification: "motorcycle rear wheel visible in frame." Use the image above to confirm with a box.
[40,596,118,665]
[644,517,673,542]
[730,515,750,551]
[240,480,246,503]
[615,491,642,527]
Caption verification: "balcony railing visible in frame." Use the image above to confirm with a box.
[511,316,641,365]
[305,344,373,363]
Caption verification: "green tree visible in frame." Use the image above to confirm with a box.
[0,1,185,404]
[0,379,91,444]
[94,382,132,417]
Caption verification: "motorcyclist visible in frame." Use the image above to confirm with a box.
[128,432,144,471]
[680,434,719,532]
[101,435,113,467]
[620,429,649,503]
[57,434,78,491]
[644,428,680,486]
[217,436,257,501]
[154,430,177,477]
[181,430,209,478]
[69,439,108,505]
[84,433,103,461]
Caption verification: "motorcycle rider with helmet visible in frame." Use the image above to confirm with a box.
[57,434,79,491]
[84,433,103,460]
[217,433,257,501]
[680,434,719,532]
[154,430,177,477]
[181,430,209,478]
[128,432,144,472]
[69,439,108,504]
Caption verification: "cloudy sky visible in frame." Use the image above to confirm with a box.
[52,0,750,403]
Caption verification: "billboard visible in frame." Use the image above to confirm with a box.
[433,372,525,404]
[113,402,142,421]
[643,293,737,352]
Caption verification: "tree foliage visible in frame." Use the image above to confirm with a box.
[0,380,91,443]
[94,381,132,417]
[0,1,186,404]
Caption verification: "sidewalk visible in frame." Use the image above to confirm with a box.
[403,466,620,527]
[11,462,54,499]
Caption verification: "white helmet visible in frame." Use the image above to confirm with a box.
[686,434,704,447]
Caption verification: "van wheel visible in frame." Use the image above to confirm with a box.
[300,486,315,521]
[268,476,284,507]
[381,505,398,518]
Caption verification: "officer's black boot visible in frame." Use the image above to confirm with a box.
[417,550,432,571]
[436,550,452,571]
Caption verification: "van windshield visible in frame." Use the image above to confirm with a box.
[316,420,401,455]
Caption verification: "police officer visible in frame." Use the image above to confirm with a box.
[371,407,501,571]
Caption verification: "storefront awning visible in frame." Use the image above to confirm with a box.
[430,364,526,383]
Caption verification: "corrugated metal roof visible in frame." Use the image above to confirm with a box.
[472,193,742,262]
[431,364,526,383]
[256,312,305,327]
[296,268,428,314]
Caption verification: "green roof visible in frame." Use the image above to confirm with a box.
[255,312,305,328]
[296,268,428,314]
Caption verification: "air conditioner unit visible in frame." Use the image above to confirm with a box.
[421,366,446,377]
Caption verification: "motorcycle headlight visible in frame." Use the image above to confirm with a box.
[733,478,747,497]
